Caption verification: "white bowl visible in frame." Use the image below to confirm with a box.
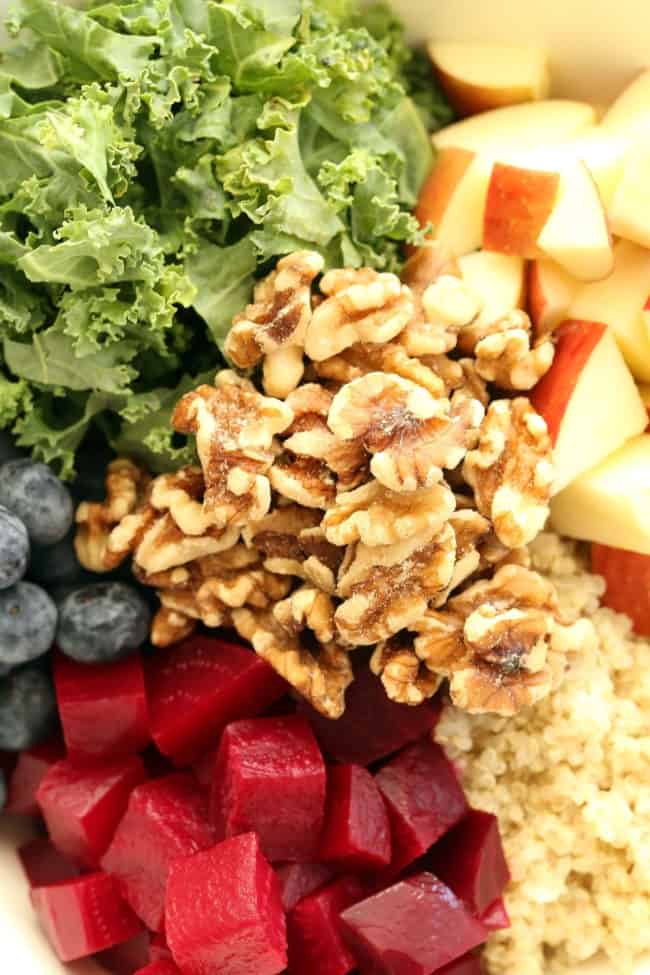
[2,1,649,973]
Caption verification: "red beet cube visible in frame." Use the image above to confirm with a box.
[5,740,64,815]
[299,663,440,766]
[430,810,511,916]
[36,755,145,867]
[211,715,326,862]
[134,963,180,975]
[149,932,172,962]
[55,652,149,761]
[340,873,488,975]
[276,862,336,912]
[146,635,287,765]
[436,953,483,975]
[165,832,287,975]
[19,839,80,888]
[98,932,151,975]
[375,740,468,873]
[479,896,511,932]
[31,872,142,962]
[320,765,391,871]
[287,875,365,975]
[101,774,214,932]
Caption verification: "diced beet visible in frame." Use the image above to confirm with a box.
[31,872,142,962]
[134,963,180,975]
[55,652,149,761]
[298,662,440,766]
[19,839,80,888]
[211,715,326,862]
[165,833,287,975]
[146,635,287,765]
[191,747,217,789]
[375,740,468,874]
[340,873,488,975]
[101,773,214,932]
[149,932,172,962]
[320,765,391,871]
[5,740,64,815]
[479,896,511,932]
[36,755,146,867]
[430,810,511,916]
[276,862,336,912]
[436,952,483,975]
[287,875,366,975]
[97,932,151,975]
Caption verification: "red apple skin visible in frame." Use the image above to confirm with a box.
[529,319,607,444]
[414,148,476,234]
[483,163,559,258]
[591,544,650,636]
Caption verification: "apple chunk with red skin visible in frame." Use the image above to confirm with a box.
[527,259,579,336]
[483,162,559,258]
[530,320,647,492]
[591,543,650,636]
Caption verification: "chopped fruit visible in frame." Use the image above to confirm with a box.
[36,755,145,867]
[530,320,647,492]
[31,872,142,962]
[551,434,650,554]
[101,774,215,932]
[568,239,650,381]
[340,873,488,975]
[591,544,650,636]
[536,160,613,280]
[430,810,511,916]
[479,897,511,932]
[433,100,596,153]
[319,765,391,871]
[134,964,180,975]
[146,635,287,765]
[483,162,559,258]
[275,862,336,912]
[298,662,440,766]
[19,839,80,888]
[375,739,468,874]
[413,148,489,258]
[457,251,525,327]
[609,138,650,248]
[5,739,63,815]
[210,715,326,863]
[165,833,287,975]
[287,875,366,975]
[638,381,650,428]
[428,42,549,117]
[54,651,149,761]
[601,68,650,134]
[559,126,629,208]
[527,259,579,335]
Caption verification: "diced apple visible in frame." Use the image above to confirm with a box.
[568,239,650,381]
[414,149,493,259]
[609,138,650,249]
[427,42,550,118]
[536,160,613,280]
[637,381,650,429]
[591,543,650,635]
[434,100,596,154]
[457,251,525,327]
[551,435,650,554]
[601,68,650,134]
[483,162,559,258]
[530,320,647,492]
[527,259,579,335]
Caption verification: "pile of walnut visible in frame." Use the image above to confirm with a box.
[74,248,590,720]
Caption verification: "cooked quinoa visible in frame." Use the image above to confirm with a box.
[435,532,650,975]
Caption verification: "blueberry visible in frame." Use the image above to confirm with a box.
[0,582,57,673]
[0,505,29,589]
[56,582,151,663]
[0,459,73,545]
[0,664,57,750]
[0,769,5,811]
[29,530,87,589]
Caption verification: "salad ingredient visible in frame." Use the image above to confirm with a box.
[413,148,488,258]
[146,635,287,765]
[286,875,366,975]
[319,764,391,871]
[165,832,287,975]
[456,251,525,328]
[100,774,215,932]
[591,543,650,635]
[0,770,5,811]
[608,138,650,248]
[340,873,489,975]
[375,739,468,875]
[0,663,57,749]
[431,810,511,916]
[436,531,650,974]
[36,754,146,867]
[0,460,72,545]
[527,259,580,337]
[551,433,650,552]
[480,898,511,933]
[54,651,149,760]
[482,163,560,260]
[210,715,326,863]
[428,43,549,117]
[5,739,63,815]
[136,964,180,975]
[30,871,142,963]
[19,837,80,888]
[56,581,150,663]
[602,68,650,134]
[29,531,88,589]
[0,581,57,671]
[530,319,647,492]
[0,504,29,589]
[275,862,336,913]
[433,100,595,153]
